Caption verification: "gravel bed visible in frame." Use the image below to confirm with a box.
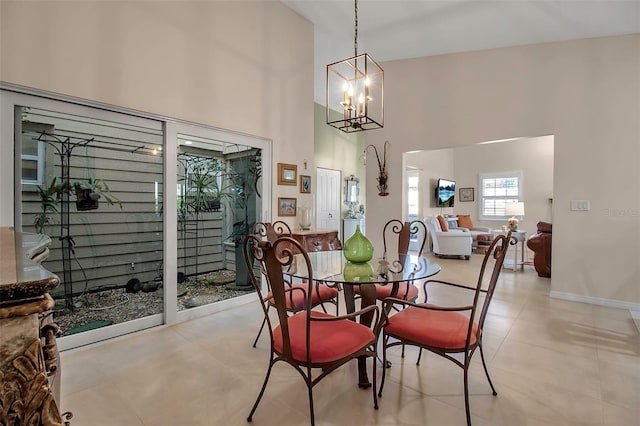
[53,270,253,336]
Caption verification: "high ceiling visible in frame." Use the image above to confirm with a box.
[281,0,640,105]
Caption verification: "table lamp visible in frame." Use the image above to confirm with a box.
[505,202,525,231]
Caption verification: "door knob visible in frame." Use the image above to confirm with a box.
[329,213,333,218]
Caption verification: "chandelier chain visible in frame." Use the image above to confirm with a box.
[354,0,358,56]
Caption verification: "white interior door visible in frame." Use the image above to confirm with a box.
[316,167,341,236]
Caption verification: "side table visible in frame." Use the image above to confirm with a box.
[491,229,527,271]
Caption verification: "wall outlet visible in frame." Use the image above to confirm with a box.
[570,200,590,211]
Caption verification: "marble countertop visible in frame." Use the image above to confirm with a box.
[0,227,59,303]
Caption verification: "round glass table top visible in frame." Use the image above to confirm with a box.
[284,250,440,285]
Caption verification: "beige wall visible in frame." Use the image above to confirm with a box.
[364,35,640,307]
[0,0,313,228]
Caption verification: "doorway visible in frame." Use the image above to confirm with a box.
[316,167,341,237]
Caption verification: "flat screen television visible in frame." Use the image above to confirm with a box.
[435,178,456,208]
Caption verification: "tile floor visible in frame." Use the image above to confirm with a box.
[60,254,640,425]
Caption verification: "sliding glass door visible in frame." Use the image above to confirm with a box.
[1,87,272,348]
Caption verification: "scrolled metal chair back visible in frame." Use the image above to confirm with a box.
[244,234,313,360]
[472,231,515,337]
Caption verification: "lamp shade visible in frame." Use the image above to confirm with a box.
[505,202,525,217]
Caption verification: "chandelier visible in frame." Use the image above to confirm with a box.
[326,0,384,133]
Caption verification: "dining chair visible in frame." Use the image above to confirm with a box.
[244,235,380,426]
[250,221,340,347]
[355,219,427,303]
[377,231,513,426]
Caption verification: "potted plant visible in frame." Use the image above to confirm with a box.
[72,177,121,211]
[227,151,261,288]
[34,177,66,234]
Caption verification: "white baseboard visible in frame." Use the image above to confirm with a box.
[550,290,640,312]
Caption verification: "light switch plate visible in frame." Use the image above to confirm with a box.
[570,200,590,211]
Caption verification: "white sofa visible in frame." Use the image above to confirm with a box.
[425,216,472,259]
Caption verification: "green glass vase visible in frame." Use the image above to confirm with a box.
[343,224,374,263]
[343,261,374,282]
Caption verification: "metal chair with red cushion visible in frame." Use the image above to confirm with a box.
[355,219,427,303]
[378,232,514,426]
[245,235,380,426]
[250,221,340,347]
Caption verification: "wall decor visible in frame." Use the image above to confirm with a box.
[300,175,311,193]
[277,163,297,185]
[278,197,297,216]
[363,140,390,196]
[459,187,474,202]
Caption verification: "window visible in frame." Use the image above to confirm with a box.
[21,134,44,185]
[406,171,419,222]
[479,171,522,220]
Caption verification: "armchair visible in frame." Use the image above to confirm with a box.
[355,219,427,302]
[425,216,472,259]
[378,231,514,426]
[527,221,552,277]
[250,221,339,347]
[245,235,379,425]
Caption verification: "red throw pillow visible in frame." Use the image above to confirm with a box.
[436,215,448,232]
[457,215,473,230]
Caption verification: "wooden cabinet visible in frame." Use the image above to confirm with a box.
[0,227,69,425]
[291,229,342,252]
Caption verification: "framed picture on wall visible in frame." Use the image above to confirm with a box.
[459,187,474,202]
[278,197,297,216]
[300,175,311,193]
[277,163,297,185]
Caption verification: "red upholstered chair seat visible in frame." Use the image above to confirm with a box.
[384,304,478,350]
[371,283,418,301]
[273,311,375,364]
[267,282,339,310]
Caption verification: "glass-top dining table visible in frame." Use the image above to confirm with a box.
[284,250,441,388]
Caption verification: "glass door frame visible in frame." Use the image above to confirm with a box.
[1,84,272,348]
[166,121,272,324]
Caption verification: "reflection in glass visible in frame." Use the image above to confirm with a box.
[176,135,262,310]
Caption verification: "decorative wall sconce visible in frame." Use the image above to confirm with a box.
[364,140,390,196]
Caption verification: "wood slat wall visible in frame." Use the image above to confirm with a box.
[21,133,227,298]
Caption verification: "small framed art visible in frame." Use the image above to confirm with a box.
[459,187,474,202]
[300,175,311,193]
[277,163,297,185]
[278,197,297,216]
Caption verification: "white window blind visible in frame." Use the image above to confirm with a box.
[479,171,522,220]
